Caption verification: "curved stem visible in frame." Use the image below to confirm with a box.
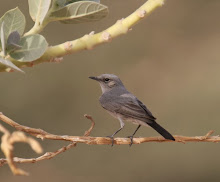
[24,21,48,36]
[1,0,164,72]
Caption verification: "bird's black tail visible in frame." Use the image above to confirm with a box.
[148,121,175,141]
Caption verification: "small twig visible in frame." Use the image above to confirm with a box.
[0,142,77,166]
[204,130,214,139]
[84,114,95,137]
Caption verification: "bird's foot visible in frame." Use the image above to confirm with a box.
[106,135,115,146]
[127,136,134,147]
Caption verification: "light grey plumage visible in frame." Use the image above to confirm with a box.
[89,74,175,146]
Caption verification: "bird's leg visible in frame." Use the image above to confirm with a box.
[107,117,124,146]
[106,128,123,146]
[128,125,141,147]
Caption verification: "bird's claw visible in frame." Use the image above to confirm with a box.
[127,136,134,147]
[106,135,114,146]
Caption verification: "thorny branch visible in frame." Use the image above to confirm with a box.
[0,112,219,176]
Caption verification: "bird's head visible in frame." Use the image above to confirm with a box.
[89,74,124,93]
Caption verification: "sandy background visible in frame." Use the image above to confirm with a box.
[1,0,220,181]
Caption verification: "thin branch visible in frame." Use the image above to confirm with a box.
[1,112,219,175]
[0,142,76,167]
[1,112,220,176]
[1,0,165,72]
[0,113,95,174]
[0,112,220,145]
[83,114,95,137]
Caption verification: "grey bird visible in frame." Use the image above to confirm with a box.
[89,74,175,146]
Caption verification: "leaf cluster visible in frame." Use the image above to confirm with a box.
[0,0,108,72]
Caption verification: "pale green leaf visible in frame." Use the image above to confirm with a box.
[50,1,108,24]
[0,57,24,73]
[9,34,48,62]
[0,8,26,40]
[28,0,51,23]
[54,0,100,10]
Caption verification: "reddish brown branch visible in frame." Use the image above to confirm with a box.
[0,112,219,144]
[0,112,219,176]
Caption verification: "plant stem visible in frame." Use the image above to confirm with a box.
[0,0,165,72]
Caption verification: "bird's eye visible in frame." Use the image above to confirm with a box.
[104,78,110,82]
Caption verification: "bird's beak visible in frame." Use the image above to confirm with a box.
[89,76,99,81]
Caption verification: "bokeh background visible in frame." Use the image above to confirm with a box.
[1,0,220,181]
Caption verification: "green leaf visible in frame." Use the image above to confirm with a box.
[28,0,51,23]
[0,57,24,73]
[50,1,108,24]
[7,31,20,45]
[54,0,100,10]
[0,8,26,40]
[1,22,6,56]
[7,31,22,52]
[9,34,48,62]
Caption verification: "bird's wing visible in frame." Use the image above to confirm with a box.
[101,93,156,123]
[136,99,156,120]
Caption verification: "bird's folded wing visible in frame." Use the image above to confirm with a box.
[102,95,156,123]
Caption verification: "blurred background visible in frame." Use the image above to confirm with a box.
[1,0,220,181]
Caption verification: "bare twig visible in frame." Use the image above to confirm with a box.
[0,112,219,175]
[0,143,76,167]
[0,142,76,165]
[0,112,219,145]
[84,114,95,137]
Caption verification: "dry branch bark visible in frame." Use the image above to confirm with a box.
[0,113,219,145]
[0,112,219,175]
